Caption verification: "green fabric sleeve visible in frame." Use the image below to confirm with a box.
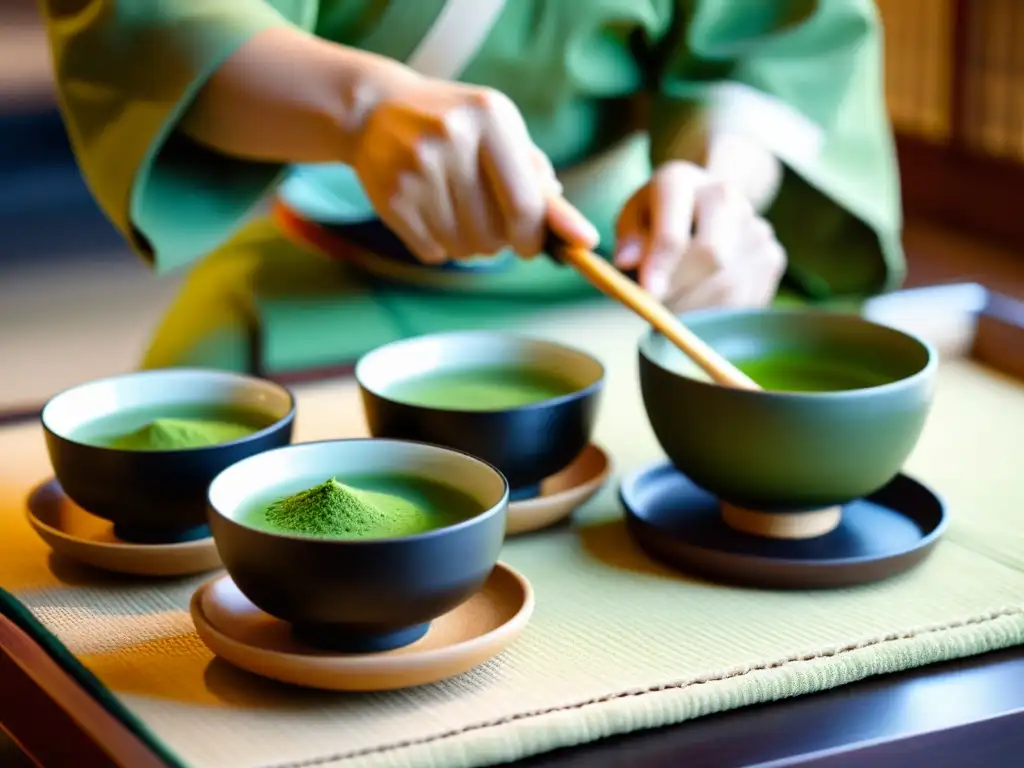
[649,0,904,300]
[40,0,317,275]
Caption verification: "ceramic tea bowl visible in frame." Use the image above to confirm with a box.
[639,308,937,538]
[41,369,295,545]
[206,439,509,653]
[356,332,605,499]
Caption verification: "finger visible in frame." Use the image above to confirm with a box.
[546,195,600,251]
[613,186,649,270]
[447,136,504,257]
[740,241,788,307]
[531,148,563,197]
[742,216,776,247]
[665,269,735,312]
[514,150,564,259]
[385,191,447,265]
[693,183,749,266]
[479,111,548,258]
[416,142,462,257]
[660,240,719,307]
[642,162,704,298]
[449,176,504,258]
[732,217,785,306]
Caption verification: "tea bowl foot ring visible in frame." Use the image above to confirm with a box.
[113,522,212,545]
[719,504,842,540]
[291,621,430,653]
[619,461,947,589]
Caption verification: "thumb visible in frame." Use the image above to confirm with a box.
[546,195,600,251]
[530,148,563,196]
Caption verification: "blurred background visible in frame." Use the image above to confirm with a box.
[2,0,1023,416]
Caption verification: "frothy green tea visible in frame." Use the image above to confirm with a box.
[737,354,891,392]
[240,474,483,540]
[73,403,276,450]
[385,366,579,410]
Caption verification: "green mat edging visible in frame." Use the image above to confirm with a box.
[0,588,187,768]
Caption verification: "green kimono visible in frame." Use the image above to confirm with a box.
[41,0,902,375]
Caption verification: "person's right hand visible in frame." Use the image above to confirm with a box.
[353,76,598,264]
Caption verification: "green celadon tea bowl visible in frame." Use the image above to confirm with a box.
[638,308,938,515]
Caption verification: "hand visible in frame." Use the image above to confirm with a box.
[612,161,786,312]
[353,77,598,264]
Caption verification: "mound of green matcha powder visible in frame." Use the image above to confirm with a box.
[109,418,254,451]
[263,479,433,539]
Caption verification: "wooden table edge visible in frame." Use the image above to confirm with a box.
[0,613,167,768]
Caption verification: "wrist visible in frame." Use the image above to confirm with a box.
[705,132,783,213]
[322,46,424,166]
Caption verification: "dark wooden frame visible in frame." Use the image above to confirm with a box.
[895,0,1024,249]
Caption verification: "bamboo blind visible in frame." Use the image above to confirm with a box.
[877,0,954,142]
[878,0,1024,162]
[961,0,1024,159]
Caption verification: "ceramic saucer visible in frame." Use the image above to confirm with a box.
[190,562,534,691]
[506,444,612,536]
[620,461,948,589]
[26,480,222,577]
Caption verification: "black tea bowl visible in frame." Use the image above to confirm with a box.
[355,332,605,499]
[41,368,295,544]
[206,439,509,652]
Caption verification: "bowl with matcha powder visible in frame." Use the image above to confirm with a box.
[356,332,605,500]
[207,438,509,653]
[42,368,295,544]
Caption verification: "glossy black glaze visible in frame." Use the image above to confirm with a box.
[361,386,601,491]
[43,416,295,545]
[208,490,508,652]
[620,461,947,589]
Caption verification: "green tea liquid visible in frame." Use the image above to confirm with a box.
[385,366,579,410]
[738,354,892,392]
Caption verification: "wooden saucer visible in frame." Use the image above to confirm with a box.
[191,562,534,692]
[26,480,222,577]
[507,444,611,536]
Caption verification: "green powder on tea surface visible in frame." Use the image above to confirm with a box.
[262,479,434,539]
[108,418,256,451]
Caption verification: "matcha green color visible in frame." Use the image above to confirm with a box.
[242,474,481,540]
[42,0,902,374]
[106,419,256,451]
[639,309,936,512]
[73,404,274,450]
[737,355,893,393]
[385,366,579,410]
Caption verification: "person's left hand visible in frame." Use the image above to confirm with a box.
[612,161,787,312]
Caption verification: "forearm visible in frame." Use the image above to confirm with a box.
[180,25,422,167]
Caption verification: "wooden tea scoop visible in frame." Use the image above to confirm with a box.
[544,204,760,391]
